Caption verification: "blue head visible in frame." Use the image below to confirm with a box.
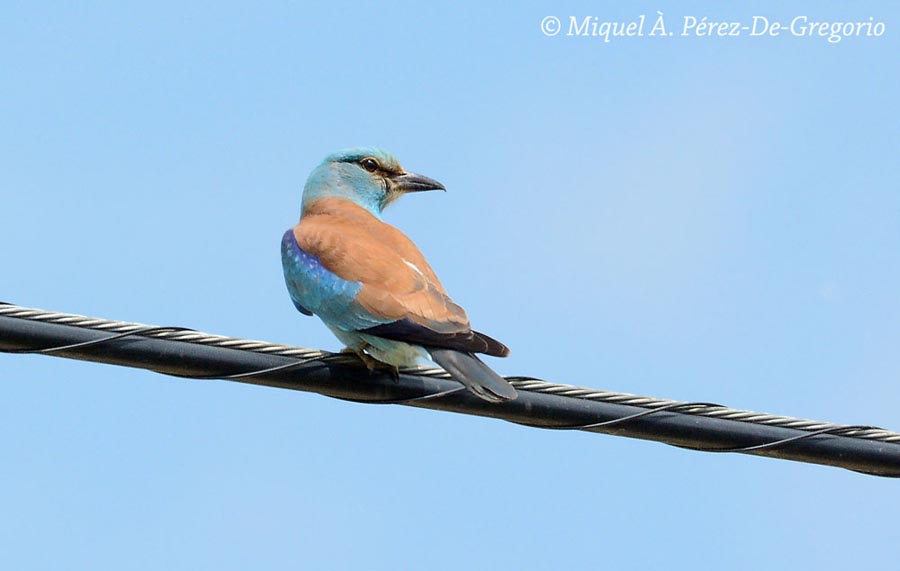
[301,147,445,217]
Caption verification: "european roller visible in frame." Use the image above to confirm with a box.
[281,148,517,403]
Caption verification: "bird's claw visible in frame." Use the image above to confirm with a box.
[341,347,400,382]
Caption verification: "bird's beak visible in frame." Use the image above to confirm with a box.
[389,171,446,193]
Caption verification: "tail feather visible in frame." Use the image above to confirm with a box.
[429,349,518,403]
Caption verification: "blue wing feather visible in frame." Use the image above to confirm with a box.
[280,229,389,330]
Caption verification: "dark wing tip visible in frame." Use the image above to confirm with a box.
[291,299,314,316]
[361,319,510,357]
[473,330,510,358]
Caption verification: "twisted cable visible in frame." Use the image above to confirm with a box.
[1,301,898,466]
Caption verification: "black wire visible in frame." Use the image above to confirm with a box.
[0,306,892,463]
[169,358,320,380]
[687,424,884,453]
[333,386,467,405]
[0,316,459,405]
[4,322,461,405]
[508,401,727,431]
[2,325,197,354]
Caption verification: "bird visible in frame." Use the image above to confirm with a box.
[281,148,517,403]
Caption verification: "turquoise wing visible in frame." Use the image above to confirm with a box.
[280,229,389,331]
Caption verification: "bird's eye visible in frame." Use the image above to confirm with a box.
[361,158,379,173]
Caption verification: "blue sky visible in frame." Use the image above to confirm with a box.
[1,1,898,569]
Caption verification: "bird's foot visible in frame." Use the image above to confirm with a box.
[341,347,400,382]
